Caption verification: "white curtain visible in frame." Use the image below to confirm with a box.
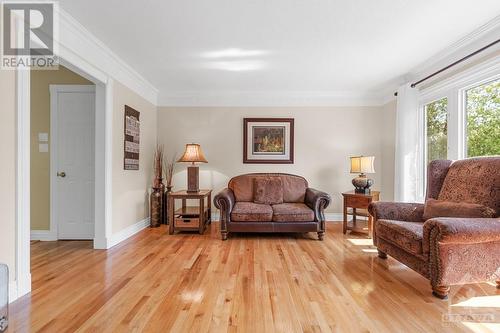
[394,83,420,202]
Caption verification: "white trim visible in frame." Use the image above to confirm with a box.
[325,213,344,222]
[15,65,31,301]
[54,7,158,105]
[9,281,17,304]
[159,90,386,107]
[49,85,96,240]
[409,16,500,84]
[30,230,57,242]
[108,218,151,249]
[382,16,500,102]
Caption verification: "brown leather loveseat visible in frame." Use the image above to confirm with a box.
[369,157,500,299]
[214,173,331,240]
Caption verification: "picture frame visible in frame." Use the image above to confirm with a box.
[243,118,294,164]
[124,105,140,170]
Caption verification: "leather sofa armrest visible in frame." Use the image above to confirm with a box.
[424,217,500,245]
[305,188,331,222]
[214,188,235,222]
[368,202,424,222]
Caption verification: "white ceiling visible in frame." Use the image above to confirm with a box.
[58,0,500,104]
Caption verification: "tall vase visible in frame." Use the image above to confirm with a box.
[150,188,162,228]
[163,185,173,224]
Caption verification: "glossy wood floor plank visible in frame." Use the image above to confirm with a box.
[8,223,500,333]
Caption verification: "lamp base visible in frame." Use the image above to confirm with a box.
[187,165,199,192]
[352,173,373,194]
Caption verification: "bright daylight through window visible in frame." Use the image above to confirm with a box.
[465,79,500,157]
[425,97,448,164]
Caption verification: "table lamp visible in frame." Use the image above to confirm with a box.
[177,143,208,192]
[350,155,375,194]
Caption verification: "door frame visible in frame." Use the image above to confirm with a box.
[49,84,96,240]
[16,57,113,300]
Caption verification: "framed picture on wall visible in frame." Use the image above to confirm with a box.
[124,105,140,170]
[243,118,294,164]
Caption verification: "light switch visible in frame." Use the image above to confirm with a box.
[38,133,49,142]
[39,143,49,153]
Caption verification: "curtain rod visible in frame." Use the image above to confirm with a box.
[393,38,500,97]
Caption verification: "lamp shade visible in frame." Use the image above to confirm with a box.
[350,156,375,174]
[177,143,208,163]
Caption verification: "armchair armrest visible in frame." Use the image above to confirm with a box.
[368,202,424,222]
[423,217,500,245]
[423,217,500,288]
[305,188,331,222]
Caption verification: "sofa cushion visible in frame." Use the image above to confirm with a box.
[376,220,424,256]
[423,198,496,220]
[229,173,308,203]
[272,203,315,222]
[231,202,273,222]
[437,157,500,216]
[254,177,284,205]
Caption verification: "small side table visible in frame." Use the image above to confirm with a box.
[342,190,380,238]
[168,189,212,235]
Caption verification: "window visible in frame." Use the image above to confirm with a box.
[425,97,448,164]
[417,58,499,201]
[465,79,500,157]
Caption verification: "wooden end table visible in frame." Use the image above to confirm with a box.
[168,189,212,235]
[342,190,380,238]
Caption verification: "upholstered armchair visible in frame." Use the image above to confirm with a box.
[369,157,500,299]
[214,173,331,240]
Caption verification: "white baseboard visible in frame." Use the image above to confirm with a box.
[30,230,57,241]
[8,281,17,303]
[325,213,343,222]
[108,217,150,249]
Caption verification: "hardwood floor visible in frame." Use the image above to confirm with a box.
[8,223,500,333]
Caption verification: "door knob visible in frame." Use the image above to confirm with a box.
[57,171,66,178]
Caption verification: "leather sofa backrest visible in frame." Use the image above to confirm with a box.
[228,173,308,203]
[436,157,500,216]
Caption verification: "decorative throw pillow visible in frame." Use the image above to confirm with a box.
[423,198,496,220]
[254,177,284,205]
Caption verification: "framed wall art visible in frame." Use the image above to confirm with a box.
[243,118,294,164]
[124,105,140,170]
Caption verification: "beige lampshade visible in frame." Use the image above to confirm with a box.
[350,156,375,174]
[177,143,208,164]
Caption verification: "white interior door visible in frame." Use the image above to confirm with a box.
[51,85,95,240]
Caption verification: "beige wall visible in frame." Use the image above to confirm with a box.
[158,106,396,214]
[0,70,17,282]
[30,66,92,230]
[112,81,157,233]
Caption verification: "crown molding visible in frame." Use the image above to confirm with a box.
[56,8,158,105]
[159,90,386,107]
[408,15,500,84]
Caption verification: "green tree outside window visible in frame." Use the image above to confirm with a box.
[466,80,500,157]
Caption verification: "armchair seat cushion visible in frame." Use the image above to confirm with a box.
[272,203,315,222]
[231,202,273,222]
[376,220,424,256]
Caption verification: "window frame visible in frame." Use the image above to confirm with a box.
[416,57,500,201]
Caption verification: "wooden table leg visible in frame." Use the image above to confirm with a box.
[168,196,175,235]
[352,208,357,230]
[199,198,205,234]
[343,198,347,234]
[207,193,212,225]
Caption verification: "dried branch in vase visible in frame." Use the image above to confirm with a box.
[165,155,176,188]
[152,144,164,189]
